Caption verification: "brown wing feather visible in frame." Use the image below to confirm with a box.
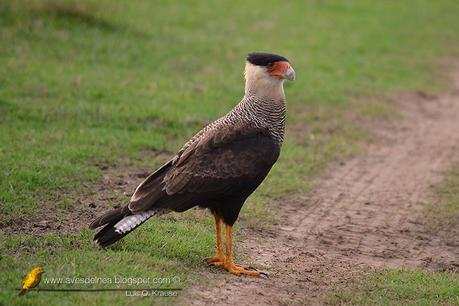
[164,122,279,194]
[129,123,280,212]
[127,159,173,212]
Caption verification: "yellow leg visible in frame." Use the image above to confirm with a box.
[222,224,260,277]
[205,215,225,265]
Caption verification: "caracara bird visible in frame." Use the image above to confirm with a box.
[90,52,295,276]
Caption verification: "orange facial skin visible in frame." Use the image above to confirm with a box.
[267,61,291,79]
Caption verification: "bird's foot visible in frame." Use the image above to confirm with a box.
[222,261,263,277]
[205,253,225,266]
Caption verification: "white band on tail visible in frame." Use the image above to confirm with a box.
[114,210,157,234]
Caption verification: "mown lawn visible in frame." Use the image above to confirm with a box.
[1,0,459,305]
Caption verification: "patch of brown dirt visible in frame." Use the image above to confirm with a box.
[182,73,459,305]
[4,150,172,235]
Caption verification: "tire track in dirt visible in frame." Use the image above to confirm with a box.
[183,72,459,305]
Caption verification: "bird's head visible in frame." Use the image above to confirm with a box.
[244,52,295,96]
[31,267,45,276]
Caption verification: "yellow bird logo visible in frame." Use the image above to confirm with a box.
[19,267,45,296]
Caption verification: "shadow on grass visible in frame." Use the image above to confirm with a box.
[2,0,150,38]
[32,0,120,32]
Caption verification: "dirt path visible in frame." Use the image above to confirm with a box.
[183,72,459,305]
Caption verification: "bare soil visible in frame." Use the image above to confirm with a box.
[182,73,459,305]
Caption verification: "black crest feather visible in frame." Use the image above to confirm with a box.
[246,52,289,66]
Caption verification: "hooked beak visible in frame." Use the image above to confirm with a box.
[284,66,295,81]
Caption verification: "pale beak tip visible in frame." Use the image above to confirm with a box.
[285,67,296,81]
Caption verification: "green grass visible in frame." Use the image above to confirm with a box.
[0,217,214,305]
[2,0,459,221]
[2,0,459,305]
[425,164,459,241]
[326,269,459,305]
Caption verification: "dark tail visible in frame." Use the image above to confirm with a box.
[90,206,157,248]
[18,289,27,296]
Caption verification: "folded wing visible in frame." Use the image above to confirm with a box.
[128,122,280,213]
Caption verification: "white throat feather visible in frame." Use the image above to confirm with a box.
[244,62,285,100]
